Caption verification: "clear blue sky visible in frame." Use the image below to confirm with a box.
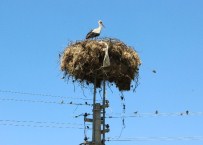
[0,0,203,145]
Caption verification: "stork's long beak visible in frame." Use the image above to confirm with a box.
[102,23,105,28]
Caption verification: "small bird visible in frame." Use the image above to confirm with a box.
[84,136,88,141]
[123,104,126,110]
[120,96,124,100]
[105,124,110,129]
[152,70,157,73]
[86,20,105,39]
[155,110,158,114]
[186,110,189,115]
[134,111,138,114]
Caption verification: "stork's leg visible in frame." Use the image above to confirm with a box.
[95,36,99,41]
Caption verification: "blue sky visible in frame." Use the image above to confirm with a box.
[0,0,203,145]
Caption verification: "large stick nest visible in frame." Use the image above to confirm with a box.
[60,38,141,91]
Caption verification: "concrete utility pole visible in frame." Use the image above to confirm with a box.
[92,75,97,143]
[93,103,102,144]
[102,79,106,144]
[83,76,109,145]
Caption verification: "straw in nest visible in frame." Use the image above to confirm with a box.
[60,38,141,91]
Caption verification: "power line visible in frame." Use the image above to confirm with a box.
[0,119,93,129]
[0,98,92,106]
[0,123,84,129]
[106,136,203,141]
[0,119,84,126]
[106,111,203,118]
[0,89,93,101]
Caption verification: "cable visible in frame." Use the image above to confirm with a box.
[0,123,84,129]
[106,136,203,141]
[0,98,92,106]
[0,89,93,101]
[0,119,92,129]
[0,119,93,129]
[118,93,126,138]
[0,119,83,126]
[106,111,203,118]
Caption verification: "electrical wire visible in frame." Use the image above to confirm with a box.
[106,136,203,141]
[0,98,92,106]
[0,123,84,129]
[0,119,83,126]
[0,119,92,129]
[106,111,203,118]
[0,89,93,101]
[118,92,126,138]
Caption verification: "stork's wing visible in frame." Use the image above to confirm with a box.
[86,30,93,39]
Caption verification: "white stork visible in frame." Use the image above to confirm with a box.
[99,41,110,67]
[86,20,104,39]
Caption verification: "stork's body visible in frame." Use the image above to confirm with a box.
[99,41,110,67]
[86,20,104,39]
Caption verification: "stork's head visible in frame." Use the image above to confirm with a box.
[98,20,105,28]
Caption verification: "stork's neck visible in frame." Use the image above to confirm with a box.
[103,44,109,55]
[93,25,102,33]
[105,49,109,55]
[98,24,103,31]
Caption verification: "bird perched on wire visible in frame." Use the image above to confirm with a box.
[105,124,110,129]
[86,20,105,39]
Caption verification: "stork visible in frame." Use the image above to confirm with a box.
[99,41,110,67]
[86,20,104,39]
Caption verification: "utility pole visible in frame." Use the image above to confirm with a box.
[92,75,97,143]
[83,76,109,145]
[102,79,106,144]
[93,103,102,144]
